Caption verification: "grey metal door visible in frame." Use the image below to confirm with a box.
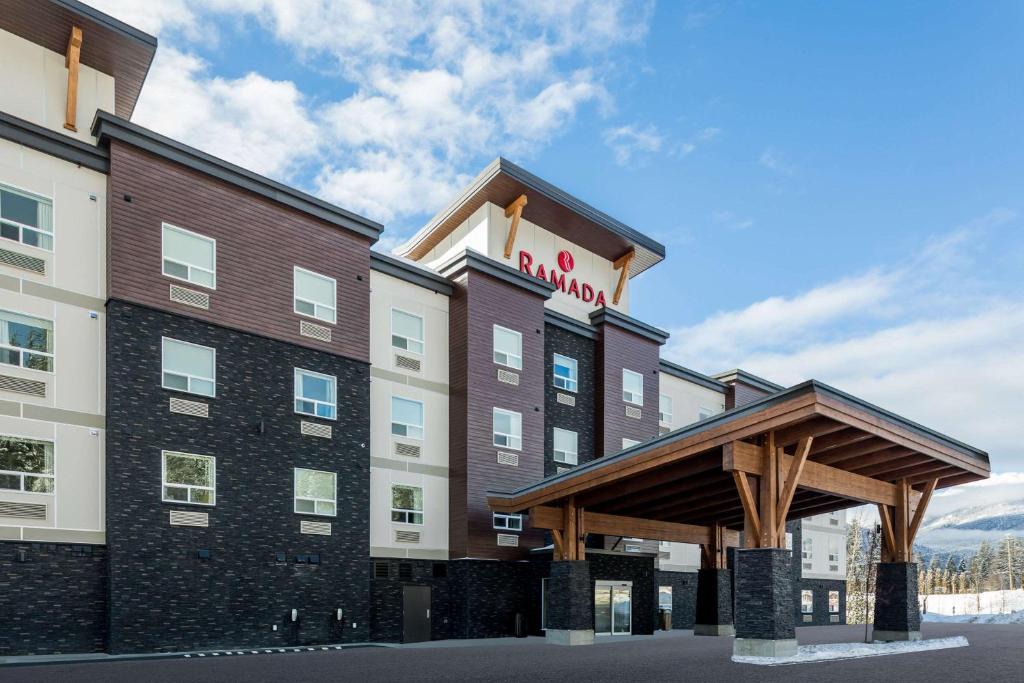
[402,585,431,643]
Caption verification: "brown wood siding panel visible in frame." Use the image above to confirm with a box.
[733,382,771,409]
[107,141,371,362]
[447,278,469,558]
[595,324,661,456]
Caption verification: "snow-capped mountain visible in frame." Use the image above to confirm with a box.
[916,499,1024,553]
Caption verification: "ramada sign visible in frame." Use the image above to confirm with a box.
[518,249,608,307]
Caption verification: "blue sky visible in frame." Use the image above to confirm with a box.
[93,1,1023,481]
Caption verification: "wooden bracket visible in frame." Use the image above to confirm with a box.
[732,470,760,546]
[502,194,528,259]
[611,249,634,305]
[64,26,83,132]
[876,478,937,563]
[775,436,813,540]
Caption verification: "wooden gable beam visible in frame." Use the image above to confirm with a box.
[502,194,528,258]
[64,26,83,132]
[907,478,938,547]
[775,436,813,540]
[529,505,739,547]
[611,248,634,305]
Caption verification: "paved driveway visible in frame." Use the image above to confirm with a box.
[1,624,1018,682]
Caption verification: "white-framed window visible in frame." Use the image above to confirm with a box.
[801,589,814,614]
[391,484,423,524]
[622,369,643,405]
[161,337,215,397]
[658,585,673,611]
[293,267,336,324]
[698,407,714,421]
[802,536,813,560]
[391,396,424,440]
[659,394,672,426]
[828,590,840,614]
[492,408,522,450]
[391,308,424,354]
[828,538,839,563]
[493,325,522,370]
[0,435,54,493]
[829,510,841,526]
[0,310,54,372]
[553,354,577,392]
[622,438,641,449]
[161,450,215,505]
[162,223,216,289]
[294,368,336,420]
[493,512,523,531]
[0,184,53,251]
[785,532,793,551]
[294,467,336,516]
[553,427,578,465]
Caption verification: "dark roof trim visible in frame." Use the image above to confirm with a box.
[659,360,727,393]
[56,0,157,46]
[489,379,988,500]
[91,112,384,241]
[0,112,108,173]
[712,369,785,393]
[437,250,555,299]
[589,307,669,345]
[370,251,452,296]
[544,309,599,340]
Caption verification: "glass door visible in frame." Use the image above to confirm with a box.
[594,585,612,634]
[612,585,631,634]
[594,582,632,635]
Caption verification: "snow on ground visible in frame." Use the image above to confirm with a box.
[920,589,1024,616]
[732,637,969,666]
[923,610,1024,624]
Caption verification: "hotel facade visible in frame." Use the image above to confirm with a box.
[0,1,986,658]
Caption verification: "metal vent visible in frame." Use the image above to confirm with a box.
[373,561,391,579]
[0,374,46,397]
[496,451,519,467]
[625,406,642,420]
[830,615,840,623]
[300,421,332,439]
[169,397,209,418]
[496,369,519,386]
[556,466,571,474]
[395,530,421,543]
[0,501,46,519]
[394,442,421,458]
[394,354,421,372]
[300,320,332,342]
[830,564,839,572]
[169,510,209,527]
[497,534,519,547]
[301,520,332,536]
[659,425,670,435]
[169,284,210,310]
[556,392,576,407]
[0,247,45,274]
[803,614,813,623]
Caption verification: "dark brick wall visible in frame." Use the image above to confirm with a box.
[0,542,107,655]
[447,559,535,638]
[589,552,657,635]
[874,562,920,633]
[694,568,732,627]
[655,570,697,629]
[106,300,370,654]
[789,521,847,625]
[734,548,795,641]
[368,559,455,642]
[543,324,597,477]
[545,560,592,632]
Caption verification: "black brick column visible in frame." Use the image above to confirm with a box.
[694,568,734,636]
[545,561,593,645]
[873,562,921,641]
[734,548,797,657]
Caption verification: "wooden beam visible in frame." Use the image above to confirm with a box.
[776,436,812,540]
[877,504,896,562]
[551,529,565,561]
[813,438,895,465]
[528,505,739,546]
[611,249,634,305]
[758,432,779,547]
[564,499,579,561]
[895,479,910,562]
[530,505,563,530]
[502,194,528,259]
[773,418,844,447]
[907,479,938,547]
[64,26,83,132]
[732,471,760,546]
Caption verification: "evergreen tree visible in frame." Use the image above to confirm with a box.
[975,542,996,591]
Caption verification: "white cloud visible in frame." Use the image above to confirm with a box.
[711,209,754,231]
[677,126,721,157]
[759,146,795,175]
[602,124,663,166]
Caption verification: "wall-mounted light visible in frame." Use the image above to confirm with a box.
[290,609,298,622]
[336,608,343,622]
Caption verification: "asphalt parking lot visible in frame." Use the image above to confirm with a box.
[1,624,1018,683]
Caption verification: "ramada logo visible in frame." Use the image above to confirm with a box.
[518,249,607,307]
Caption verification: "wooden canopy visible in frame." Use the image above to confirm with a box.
[488,380,989,564]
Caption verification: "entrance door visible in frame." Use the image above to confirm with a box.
[594,581,632,635]
[402,586,431,643]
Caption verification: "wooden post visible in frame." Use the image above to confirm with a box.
[701,524,728,569]
[563,498,578,561]
[758,431,779,548]
[894,479,910,562]
[64,26,83,132]
[502,194,528,259]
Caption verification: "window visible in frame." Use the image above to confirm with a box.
[801,590,813,614]
[161,337,215,397]
[162,224,215,289]
[493,408,522,450]
[391,396,424,440]
[0,436,54,493]
[552,428,578,465]
[698,407,714,421]
[622,438,641,449]
[493,325,522,369]
[493,512,523,531]
[0,310,54,372]
[659,394,672,426]
[829,591,840,614]
[553,354,578,392]
[622,369,643,405]
[828,538,839,563]
[0,184,53,250]
[294,368,336,419]
[294,468,336,516]
[391,309,424,354]
[161,451,215,505]
[802,536,813,560]
[391,485,423,524]
[785,532,793,551]
[829,510,840,526]
[293,267,336,324]
[624,544,642,553]
[658,585,673,611]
